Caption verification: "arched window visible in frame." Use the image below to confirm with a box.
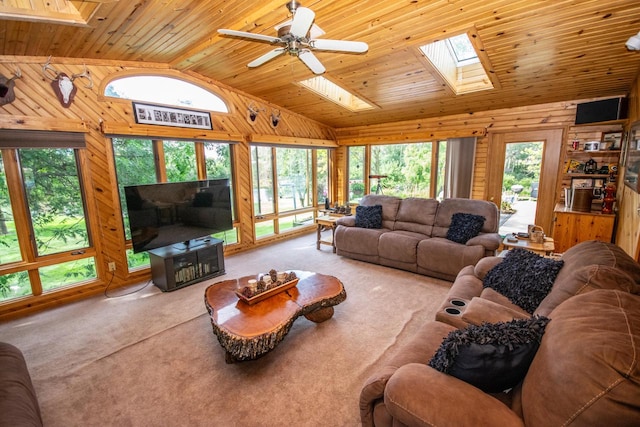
[104,75,228,112]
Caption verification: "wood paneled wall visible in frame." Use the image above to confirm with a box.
[0,55,335,319]
[335,100,579,201]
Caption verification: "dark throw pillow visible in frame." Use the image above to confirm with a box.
[483,248,564,314]
[428,316,550,393]
[446,212,486,244]
[355,205,383,229]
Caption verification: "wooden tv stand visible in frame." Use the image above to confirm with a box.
[149,238,225,291]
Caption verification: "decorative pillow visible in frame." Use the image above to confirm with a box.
[428,316,550,393]
[355,205,383,229]
[483,249,564,314]
[446,213,486,244]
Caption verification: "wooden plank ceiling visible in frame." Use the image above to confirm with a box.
[1,0,639,129]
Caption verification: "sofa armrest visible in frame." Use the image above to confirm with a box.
[0,343,43,427]
[359,320,455,426]
[466,232,502,251]
[461,296,530,325]
[474,256,503,279]
[385,363,524,427]
[336,216,355,227]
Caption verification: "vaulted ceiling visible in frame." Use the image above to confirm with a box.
[1,0,639,128]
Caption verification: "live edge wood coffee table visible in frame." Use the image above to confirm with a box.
[204,271,346,363]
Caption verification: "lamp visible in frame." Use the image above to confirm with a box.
[626,31,640,51]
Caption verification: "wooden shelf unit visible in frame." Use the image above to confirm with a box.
[558,123,623,207]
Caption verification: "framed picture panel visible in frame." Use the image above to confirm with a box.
[133,102,213,130]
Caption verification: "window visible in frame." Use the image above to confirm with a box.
[0,143,96,302]
[251,146,325,239]
[370,143,433,198]
[163,141,197,182]
[446,33,479,66]
[348,142,448,200]
[316,149,329,204]
[348,146,365,203]
[0,152,19,265]
[419,32,494,95]
[105,76,228,112]
[298,76,374,112]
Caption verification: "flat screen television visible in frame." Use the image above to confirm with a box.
[123,179,232,253]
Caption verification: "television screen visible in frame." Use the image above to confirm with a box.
[124,179,232,253]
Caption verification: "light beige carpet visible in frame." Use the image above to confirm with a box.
[0,234,452,426]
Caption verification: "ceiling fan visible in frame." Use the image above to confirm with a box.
[217,1,368,74]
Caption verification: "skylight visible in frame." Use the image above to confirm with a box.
[298,76,374,112]
[446,34,479,66]
[419,31,494,95]
[105,76,228,112]
[0,0,110,26]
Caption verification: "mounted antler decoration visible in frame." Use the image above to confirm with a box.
[41,56,93,108]
[246,102,264,125]
[270,109,281,129]
[0,66,22,106]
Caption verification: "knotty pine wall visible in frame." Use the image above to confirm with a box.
[335,100,579,201]
[0,56,335,318]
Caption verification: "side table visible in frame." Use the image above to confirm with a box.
[315,215,339,252]
[502,235,555,256]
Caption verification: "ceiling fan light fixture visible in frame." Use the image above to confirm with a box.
[626,31,640,51]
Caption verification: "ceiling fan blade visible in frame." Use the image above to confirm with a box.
[298,50,325,74]
[310,39,369,53]
[218,29,282,44]
[248,49,286,68]
[289,7,315,38]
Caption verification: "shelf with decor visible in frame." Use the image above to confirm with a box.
[558,123,623,208]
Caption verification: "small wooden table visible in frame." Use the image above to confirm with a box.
[316,215,340,252]
[204,271,346,363]
[502,235,555,256]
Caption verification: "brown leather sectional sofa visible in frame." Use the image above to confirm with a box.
[359,240,640,426]
[0,342,43,426]
[334,195,502,281]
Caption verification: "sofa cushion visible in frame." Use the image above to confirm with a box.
[359,194,401,230]
[432,198,499,238]
[334,226,385,257]
[483,249,564,314]
[417,238,486,281]
[428,316,550,393]
[535,264,638,317]
[355,205,383,229]
[378,231,425,264]
[446,213,485,244]
[554,240,640,290]
[393,198,439,235]
[521,290,640,426]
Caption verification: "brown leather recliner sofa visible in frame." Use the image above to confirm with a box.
[334,195,502,281]
[0,342,43,427]
[359,240,640,426]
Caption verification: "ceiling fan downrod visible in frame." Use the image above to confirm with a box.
[286,1,302,15]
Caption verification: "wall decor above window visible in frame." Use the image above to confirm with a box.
[133,102,213,130]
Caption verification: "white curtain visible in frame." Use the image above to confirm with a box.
[444,137,476,199]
